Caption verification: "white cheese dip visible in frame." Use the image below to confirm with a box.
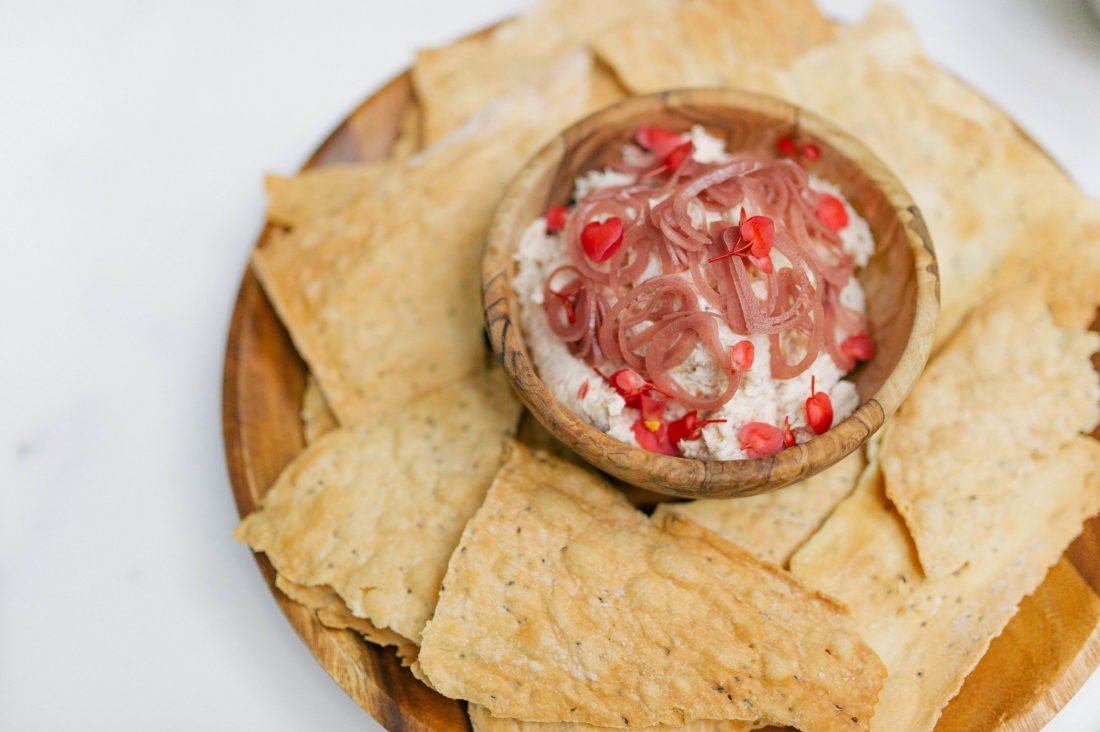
[514,127,874,460]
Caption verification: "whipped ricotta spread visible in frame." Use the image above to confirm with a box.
[514,126,875,460]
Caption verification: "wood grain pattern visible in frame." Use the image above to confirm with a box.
[223,71,1100,732]
[483,89,939,498]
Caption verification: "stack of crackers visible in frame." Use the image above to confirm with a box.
[233,1,1100,730]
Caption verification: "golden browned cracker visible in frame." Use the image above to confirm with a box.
[652,449,865,568]
[790,437,1100,732]
[880,287,1100,578]
[252,52,591,425]
[412,0,675,144]
[234,370,522,643]
[419,442,884,731]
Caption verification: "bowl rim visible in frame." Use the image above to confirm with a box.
[482,87,939,498]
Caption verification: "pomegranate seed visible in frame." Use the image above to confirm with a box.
[709,212,774,270]
[609,368,647,400]
[669,411,726,443]
[605,368,670,407]
[777,136,797,157]
[548,287,578,324]
[815,192,849,232]
[643,140,695,177]
[750,253,773,274]
[801,143,821,161]
[662,141,694,172]
[781,416,796,447]
[580,217,624,262]
[668,412,695,444]
[545,205,569,233]
[739,208,775,258]
[731,340,755,372]
[739,422,784,458]
[840,334,875,362]
[806,377,833,435]
[636,126,684,154]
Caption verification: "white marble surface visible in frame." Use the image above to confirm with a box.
[2,1,1098,729]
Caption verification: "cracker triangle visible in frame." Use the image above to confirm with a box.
[420,442,885,730]
[790,436,1100,731]
[235,370,522,643]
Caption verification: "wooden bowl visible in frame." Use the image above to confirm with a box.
[483,88,940,498]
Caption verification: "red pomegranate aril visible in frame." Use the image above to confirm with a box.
[815,192,849,232]
[636,126,684,155]
[668,412,695,443]
[669,411,726,443]
[548,287,578,324]
[739,208,775,258]
[840,334,875,362]
[806,377,834,435]
[606,368,653,407]
[750,253,774,274]
[739,422,784,458]
[731,340,755,372]
[609,368,646,398]
[663,141,694,172]
[777,136,797,157]
[545,205,569,233]
[580,217,624,262]
[801,143,821,161]
[781,416,796,447]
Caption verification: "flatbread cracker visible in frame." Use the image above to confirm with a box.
[301,374,338,444]
[789,436,1100,732]
[264,100,421,230]
[996,198,1100,331]
[591,0,829,97]
[389,102,422,161]
[419,442,884,731]
[234,370,522,642]
[880,287,1100,578]
[467,703,756,732]
[935,556,1100,731]
[274,574,419,665]
[253,51,592,425]
[264,164,389,230]
[589,57,631,113]
[652,449,865,567]
[591,0,830,94]
[412,0,674,144]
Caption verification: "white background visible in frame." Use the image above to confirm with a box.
[2,1,1099,729]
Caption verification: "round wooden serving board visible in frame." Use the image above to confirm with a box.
[223,70,1100,732]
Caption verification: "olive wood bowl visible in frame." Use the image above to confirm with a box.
[482,88,940,498]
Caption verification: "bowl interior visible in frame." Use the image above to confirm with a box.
[483,88,938,498]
